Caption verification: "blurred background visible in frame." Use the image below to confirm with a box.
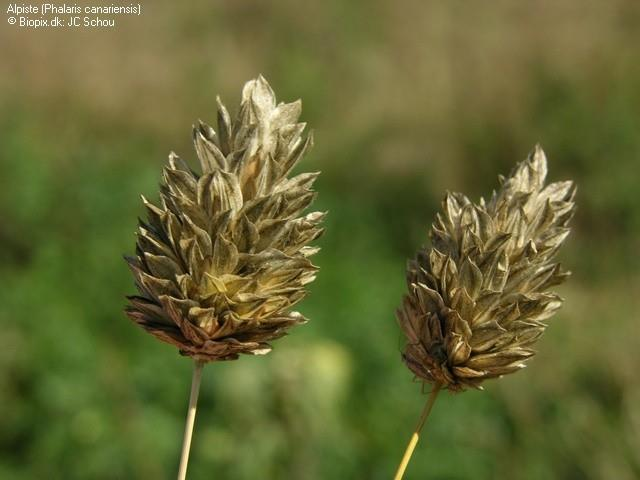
[1,1,639,479]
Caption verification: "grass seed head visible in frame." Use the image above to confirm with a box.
[125,76,324,362]
[398,145,576,391]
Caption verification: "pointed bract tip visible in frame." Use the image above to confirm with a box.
[530,143,547,166]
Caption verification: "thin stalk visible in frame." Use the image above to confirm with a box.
[177,359,205,480]
[393,383,442,480]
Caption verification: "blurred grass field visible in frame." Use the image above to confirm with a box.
[1,1,639,479]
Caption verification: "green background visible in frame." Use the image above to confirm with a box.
[1,2,639,479]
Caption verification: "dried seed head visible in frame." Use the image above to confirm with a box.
[398,145,576,391]
[125,76,324,362]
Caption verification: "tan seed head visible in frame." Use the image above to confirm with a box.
[125,76,324,362]
[398,146,576,391]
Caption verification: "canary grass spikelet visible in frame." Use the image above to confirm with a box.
[125,76,324,362]
[398,145,576,391]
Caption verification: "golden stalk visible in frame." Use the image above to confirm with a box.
[177,360,205,480]
[393,383,441,480]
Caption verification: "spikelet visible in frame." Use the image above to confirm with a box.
[125,76,324,362]
[398,146,576,391]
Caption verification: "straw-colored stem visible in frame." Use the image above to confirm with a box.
[393,383,442,480]
[177,359,205,480]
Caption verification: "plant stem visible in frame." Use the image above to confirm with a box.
[177,359,205,480]
[393,382,442,480]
